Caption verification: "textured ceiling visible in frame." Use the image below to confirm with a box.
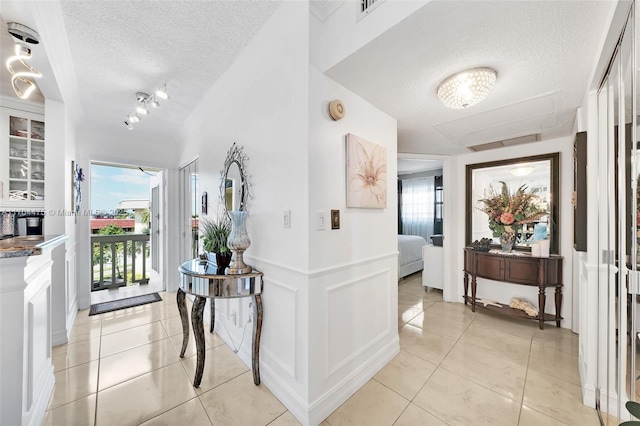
[326,0,613,155]
[0,1,615,156]
[56,1,281,138]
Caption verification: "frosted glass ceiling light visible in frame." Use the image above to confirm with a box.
[437,67,496,109]
[128,113,140,123]
[136,105,149,115]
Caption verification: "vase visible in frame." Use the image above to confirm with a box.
[227,211,252,274]
[215,251,232,272]
[500,230,516,252]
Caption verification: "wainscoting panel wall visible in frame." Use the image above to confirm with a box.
[326,268,391,375]
[260,278,298,378]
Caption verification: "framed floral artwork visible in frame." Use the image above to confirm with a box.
[346,133,387,208]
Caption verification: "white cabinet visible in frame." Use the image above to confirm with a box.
[0,235,67,426]
[422,245,443,290]
[0,108,45,208]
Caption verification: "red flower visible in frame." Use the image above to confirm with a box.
[500,212,515,225]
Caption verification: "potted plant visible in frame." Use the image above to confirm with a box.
[200,216,232,270]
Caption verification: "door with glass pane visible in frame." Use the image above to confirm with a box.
[179,159,199,261]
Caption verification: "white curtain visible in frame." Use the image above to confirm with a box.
[400,176,435,241]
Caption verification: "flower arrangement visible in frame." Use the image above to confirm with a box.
[477,181,548,238]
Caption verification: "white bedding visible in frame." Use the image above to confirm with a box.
[398,234,427,279]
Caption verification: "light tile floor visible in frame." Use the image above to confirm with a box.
[44,272,599,425]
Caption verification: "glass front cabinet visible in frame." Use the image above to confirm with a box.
[0,108,45,208]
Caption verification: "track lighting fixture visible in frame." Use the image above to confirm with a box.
[124,85,170,130]
[6,23,41,100]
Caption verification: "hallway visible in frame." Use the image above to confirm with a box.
[44,272,597,425]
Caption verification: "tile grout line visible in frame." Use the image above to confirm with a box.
[515,333,534,425]
[93,315,104,426]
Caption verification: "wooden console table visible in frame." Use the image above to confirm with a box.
[178,259,263,387]
[463,247,563,329]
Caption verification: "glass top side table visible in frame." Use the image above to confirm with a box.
[178,259,263,387]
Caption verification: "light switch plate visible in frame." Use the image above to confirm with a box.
[316,211,327,230]
[283,210,291,228]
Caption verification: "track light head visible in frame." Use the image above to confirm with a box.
[125,85,169,129]
[155,86,169,100]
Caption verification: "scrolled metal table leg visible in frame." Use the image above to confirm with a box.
[177,288,189,358]
[252,293,263,385]
[192,296,207,388]
[210,298,215,333]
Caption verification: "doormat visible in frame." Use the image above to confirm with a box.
[89,293,162,316]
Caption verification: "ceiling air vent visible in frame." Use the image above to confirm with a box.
[359,0,384,19]
[467,133,541,152]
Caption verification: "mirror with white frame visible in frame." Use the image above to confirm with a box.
[465,153,559,253]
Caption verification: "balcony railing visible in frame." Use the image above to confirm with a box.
[91,233,150,291]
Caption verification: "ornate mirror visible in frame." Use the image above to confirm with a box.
[220,143,251,217]
[465,153,560,253]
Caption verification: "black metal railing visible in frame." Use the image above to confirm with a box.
[91,233,150,291]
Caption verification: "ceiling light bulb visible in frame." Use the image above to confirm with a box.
[155,87,169,100]
[150,100,159,108]
[437,67,497,109]
[136,105,148,115]
[128,113,140,123]
[124,121,134,130]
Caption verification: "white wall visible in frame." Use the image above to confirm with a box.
[177,1,313,421]
[44,99,71,345]
[310,0,429,72]
[449,137,574,328]
[306,65,399,425]
[174,3,399,424]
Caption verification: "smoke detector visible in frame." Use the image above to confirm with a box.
[7,22,40,45]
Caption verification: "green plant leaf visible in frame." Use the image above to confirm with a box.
[627,401,640,419]
[619,421,640,425]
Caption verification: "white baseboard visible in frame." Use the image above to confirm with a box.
[26,364,54,426]
[51,328,68,346]
[260,363,312,425]
[308,336,399,425]
[51,299,77,346]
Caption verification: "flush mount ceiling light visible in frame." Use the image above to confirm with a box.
[124,85,170,130]
[510,165,534,177]
[6,23,41,99]
[437,67,497,109]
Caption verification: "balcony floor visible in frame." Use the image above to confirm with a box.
[90,268,163,305]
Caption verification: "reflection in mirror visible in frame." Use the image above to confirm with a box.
[466,153,559,253]
[219,143,251,218]
[225,161,243,212]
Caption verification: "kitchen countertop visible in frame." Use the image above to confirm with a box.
[0,235,67,258]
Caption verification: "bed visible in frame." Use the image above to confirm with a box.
[398,234,428,279]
